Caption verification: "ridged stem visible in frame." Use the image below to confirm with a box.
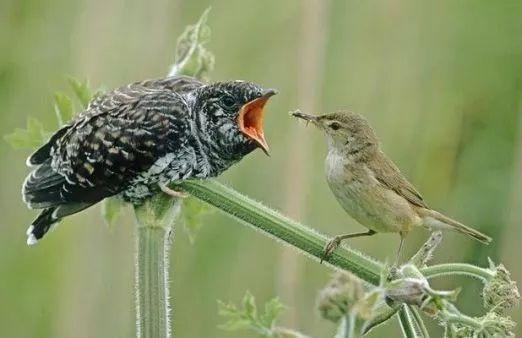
[407,305,429,338]
[134,195,181,338]
[176,179,383,285]
[398,305,421,338]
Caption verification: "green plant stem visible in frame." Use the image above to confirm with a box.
[398,305,421,338]
[135,227,170,338]
[442,311,482,330]
[176,179,383,285]
[421,263,494,282]
[407,305,429,338]
[134,196,181,338]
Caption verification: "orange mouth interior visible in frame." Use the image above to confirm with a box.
[237,94,273,155]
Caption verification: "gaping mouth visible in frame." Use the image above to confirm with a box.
[237,89,277,155]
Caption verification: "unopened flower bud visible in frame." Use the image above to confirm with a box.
[317,272,365,323]
[385,277,429,307]
[483,262,520,314]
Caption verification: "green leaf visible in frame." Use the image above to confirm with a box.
[67,77,93,108]
[53,92,74,125]
[101,197,125,228]
[242,291,257,320]
[217,300,251,331]
[181,196,213,242]
[4,117,49,149]
[260,297,285,328]
[169,7,215,78]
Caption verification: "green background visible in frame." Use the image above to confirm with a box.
[1,0,521,337]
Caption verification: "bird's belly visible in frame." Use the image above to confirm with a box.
[327,175,420,234]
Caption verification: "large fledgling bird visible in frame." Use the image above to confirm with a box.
[23,75,277,244]
[292,110,491,262]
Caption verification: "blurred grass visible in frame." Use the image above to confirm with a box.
[0,0,521,337]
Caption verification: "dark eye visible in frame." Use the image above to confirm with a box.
[221,95,236,108]
[329,122,341,130]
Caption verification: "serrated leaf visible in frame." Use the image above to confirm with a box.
[68,77,93,108]
[101,197,125,228]
[218,291,305,338]
[4,117,48,149]
[260,298,284,328]
[53,92,74,125]
[181,196,213,243]
[242,291,257,320]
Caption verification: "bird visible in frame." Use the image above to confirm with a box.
[291,110,491,263]
[22,75,277,245]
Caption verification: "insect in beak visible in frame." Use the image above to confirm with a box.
[291,110,319,127]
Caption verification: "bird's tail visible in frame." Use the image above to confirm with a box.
[27,208,60,245]
[418,208,492,244]
[26,203,93,245]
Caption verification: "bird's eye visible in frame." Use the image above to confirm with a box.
[221,95,236,108]
[329,122,341,130]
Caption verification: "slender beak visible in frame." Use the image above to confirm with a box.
[237,89,278,155]
[291,110,319,126]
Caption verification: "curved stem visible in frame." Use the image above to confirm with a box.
[176,179,383,285]
[134,196,181,338]
[421,263,494,282]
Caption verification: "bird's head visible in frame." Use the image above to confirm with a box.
[291,110,378,153]
[192,81,277,159]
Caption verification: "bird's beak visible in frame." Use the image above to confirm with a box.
[291,110,319,126]
[237,89,278,155]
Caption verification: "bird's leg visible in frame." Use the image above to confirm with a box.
[322,229,376,263]
[159,183,189,198]
[394,233,405,267]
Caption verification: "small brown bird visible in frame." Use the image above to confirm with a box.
[292,110,491,262]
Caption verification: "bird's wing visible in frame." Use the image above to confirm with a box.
[369,151,429,208]
[27,75,202,166]
[23,83,193,206]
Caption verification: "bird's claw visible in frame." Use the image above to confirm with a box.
[321,236,341,263]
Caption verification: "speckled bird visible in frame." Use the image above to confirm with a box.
[23,75,277,245]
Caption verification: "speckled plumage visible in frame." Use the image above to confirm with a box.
[23,75,275,243]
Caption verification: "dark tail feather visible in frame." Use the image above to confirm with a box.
[26,202,94,245]
[27,208,59,245]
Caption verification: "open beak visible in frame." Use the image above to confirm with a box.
[237,89,277,155]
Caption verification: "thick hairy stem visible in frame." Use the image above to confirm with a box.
[134,196,181,338]
[135,226,171,338]
[176,179,382,285]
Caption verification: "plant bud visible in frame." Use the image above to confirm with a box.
[317,272,365,323]
[483,261,520,314]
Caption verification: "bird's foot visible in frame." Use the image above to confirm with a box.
[159,184,189,198]
[321,236,342,263]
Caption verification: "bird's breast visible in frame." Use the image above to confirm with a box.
[325,152,419,234]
